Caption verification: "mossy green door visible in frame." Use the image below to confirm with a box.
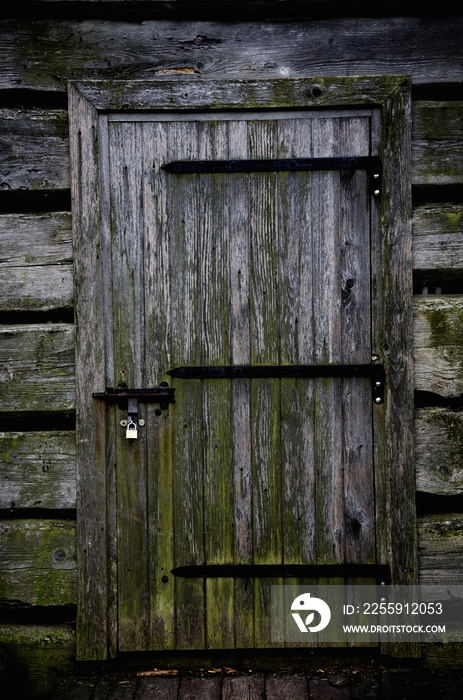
[105,109,378,651]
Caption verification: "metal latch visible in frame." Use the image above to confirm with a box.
[93,382,175,439]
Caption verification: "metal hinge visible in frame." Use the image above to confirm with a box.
[168,365,384,404]
[162,156,382,192]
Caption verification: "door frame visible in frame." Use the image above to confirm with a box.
[68,76,415,661]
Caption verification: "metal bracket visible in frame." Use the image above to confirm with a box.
[162,155,382,192]
[168,365,384,404]
[93,381,175,411]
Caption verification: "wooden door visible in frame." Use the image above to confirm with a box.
[106,109,376,651]
[69,78,415,660]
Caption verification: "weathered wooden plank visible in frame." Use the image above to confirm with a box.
[109,120,150,653]
[0,520,76,606]
[0,431,76,509]
[0,324,75,413]
[0,108,69,191]
[1,18,462,91]
[413,295,463,397]
[0,212,73,312]
[136,676,180,700]
[415,408,463,496]
[412,102,463,185]
[0,213,72,268]
[222,674,265,699]
[265,675,308,700]
[412,204,463,273]
[178,677,222,700]
[418,513,463,587]
[68,84,108,660]
[0,265,73,312]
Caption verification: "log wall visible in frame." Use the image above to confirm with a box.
[0,0,462,684]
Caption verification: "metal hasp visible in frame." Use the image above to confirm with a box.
[162,155,382,190]
[168,364,385,404]
[92,381,175,411]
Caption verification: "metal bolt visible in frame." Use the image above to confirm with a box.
[375,397,382,404]
[120,420,127,427]
[373,173,380,179]
[138,419,145,427]
[380,597,387,604]
[375,381,382,388]
[374,189,380,196]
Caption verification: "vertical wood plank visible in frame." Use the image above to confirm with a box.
[168,121,205,649]
[339,117,375,565]
[109,121,149,651]
[68,85,108,660]
[228,120,254,648]
[248,120,282,647]
[312,118,344,565]
[198,120,234,649]
[277,118,316,566]
[143,121,175,650]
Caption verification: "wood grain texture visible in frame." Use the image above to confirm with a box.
[412,102,463,185]
[68,84,108,660]
[0,431,76,509]
[413,295,463,398]
[1,18,462,91]
[412,204,463,273]
[0,520,76,607]
[0,108,69,191]
[415,409,463,496]
[0,212,73,312]
[418,513,463,587]
[0,324,75,413]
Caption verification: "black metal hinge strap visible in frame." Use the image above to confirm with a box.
[168,364,384,380]
[93,381,175,410]
[162,155,381,176]
[171,564,391,584]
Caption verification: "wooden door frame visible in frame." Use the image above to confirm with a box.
[68,76,415,661]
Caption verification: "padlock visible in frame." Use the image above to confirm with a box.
[126,420,138,439]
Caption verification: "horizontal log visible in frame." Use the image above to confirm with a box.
[413,295,463,397]
[0,431,76,509]
[418,513,463,588]
[412,102,463,185]
[1,17,462,91]
[0,109,69,191]
[0,324,75,413]
[413,204,463,273]
[0,212,73,311]
[0,520,76,606]
[1,102,462,194]
[415,408,463,496]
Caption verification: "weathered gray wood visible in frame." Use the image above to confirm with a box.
[265,675,308,700]
[222,674,265,699]
[412,204,463,273]
[2,19,462,92]
[413,295,463,397]
[0,324,75,413]
[0,108,69,191]
[418,514,463,587]
[0,213,72,267]
[0,212,73,312]
[136,676,180,700]
[415,408,463,496]
[68,84,108,660]
[0,520,76,606]
[376,80,417,621]
[178,677,222,700]
[0,431,76,509]
[412,102,463,185]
